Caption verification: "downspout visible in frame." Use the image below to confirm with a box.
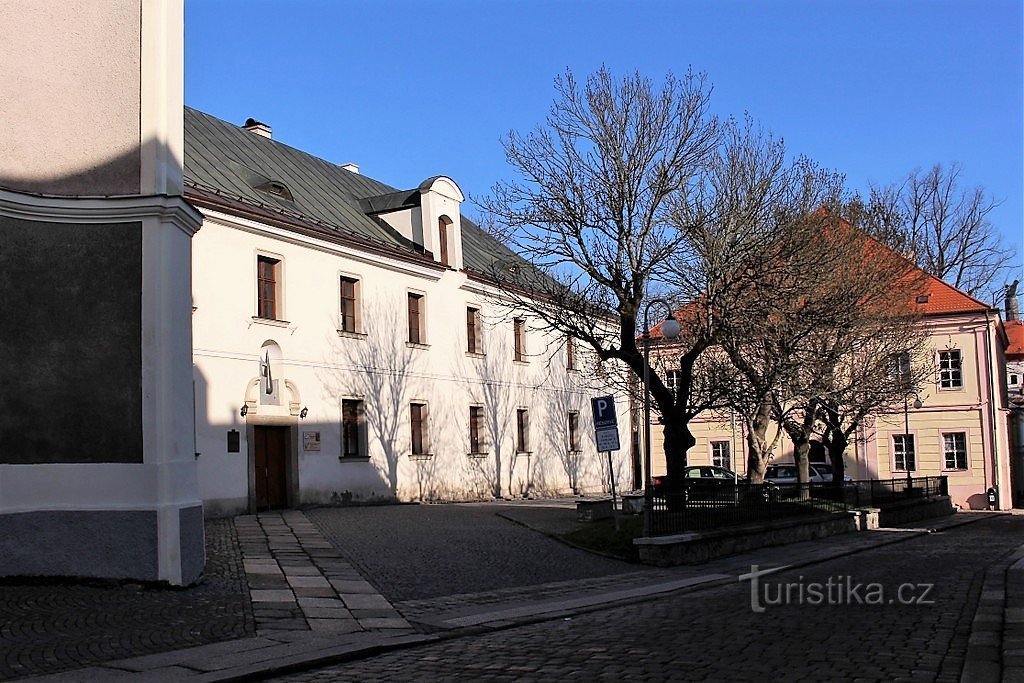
[985,310,1002,509]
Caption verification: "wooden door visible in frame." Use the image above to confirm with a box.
[254,426,288,511]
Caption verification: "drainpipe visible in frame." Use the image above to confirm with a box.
[984,310,1002,509]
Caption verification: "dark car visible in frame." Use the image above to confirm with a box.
[654,466,775,503]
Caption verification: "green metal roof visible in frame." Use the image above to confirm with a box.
[183,106,520,274]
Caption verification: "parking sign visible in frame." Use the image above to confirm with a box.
[591,396,620,452]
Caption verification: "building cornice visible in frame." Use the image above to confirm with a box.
[0,186,202,235]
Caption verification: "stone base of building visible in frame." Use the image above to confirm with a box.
[0,505,205,586]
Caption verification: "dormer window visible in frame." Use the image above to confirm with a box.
[438,216,452,267]
[255,180,293,202]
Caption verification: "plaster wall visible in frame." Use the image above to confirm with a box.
[192,212,631,514]
[0,0,142,195]
[647,314,1012,510]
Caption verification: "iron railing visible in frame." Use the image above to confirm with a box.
[645,476,947,536]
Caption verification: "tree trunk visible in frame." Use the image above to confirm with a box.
[825,427,849,488]
[745,398,774,483]
[662,412,695,487]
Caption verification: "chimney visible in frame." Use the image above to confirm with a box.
[1006,279,1020,322]
[341,162,359,174]
[242,117,272,139]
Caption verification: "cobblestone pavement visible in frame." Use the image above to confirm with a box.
[273,515,1024,682]
[306,504,643,602]
[0,518,254,681]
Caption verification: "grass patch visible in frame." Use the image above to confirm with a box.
[559,515,645,562]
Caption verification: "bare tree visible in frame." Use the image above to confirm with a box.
[770,223,929,487]
[846,163,1015,303]
[479,67,721,485]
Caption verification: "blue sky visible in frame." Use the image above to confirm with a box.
[185,0,1023,275]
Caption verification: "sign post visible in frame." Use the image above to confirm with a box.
[591,396,621,530]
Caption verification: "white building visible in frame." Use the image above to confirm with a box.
[184,109,631,515]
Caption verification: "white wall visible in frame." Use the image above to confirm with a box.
[192,210,630,514]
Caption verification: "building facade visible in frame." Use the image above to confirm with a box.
[647,255,1014,510]
[184,109,630,516]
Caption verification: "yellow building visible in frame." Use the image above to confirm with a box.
[647,271,1013,511]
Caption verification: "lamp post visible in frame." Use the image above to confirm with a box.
[903,392,923,488]
[642,299,681,534]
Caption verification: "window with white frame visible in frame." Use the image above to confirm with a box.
[256,255,281,320]
[568,412,581,452]
[513,318,527,362]
[407,292,426,344]
[938,349,963,389]
[891,351,912,390]
[341,399,365,458]
[339,276,360,333]
[711,440,731,470]
[468,405,486,455]
[665,370,682,397]
[893,434,916,472]
[943,432,968,470]
[516,408,530,453]
[410,402,430,456]
[466,307,482,354]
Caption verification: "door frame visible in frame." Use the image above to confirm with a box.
[246,417,298,513]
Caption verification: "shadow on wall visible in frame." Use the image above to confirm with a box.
[319,299,421,497]
[0,139,180,197]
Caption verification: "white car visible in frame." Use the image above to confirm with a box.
[765,463,851,484]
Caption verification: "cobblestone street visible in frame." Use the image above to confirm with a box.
[0,519,254,680]
[274,515,1024,682]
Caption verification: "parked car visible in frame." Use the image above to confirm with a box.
[765,463,851,484]
[653,466,777,503]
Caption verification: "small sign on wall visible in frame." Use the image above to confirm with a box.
[303,431,321,452]
[227,429,240,453]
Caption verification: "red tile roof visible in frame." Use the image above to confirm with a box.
[1007,320,1024,359]
[912,272,992,316]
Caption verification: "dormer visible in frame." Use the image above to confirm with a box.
[359,176,465,268]
[418,176,464,270]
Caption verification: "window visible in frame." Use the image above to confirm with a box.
[665,370,682,397]
[408,293,425,344]
[568,412,581,452]
[257,255,280,320]
[340,276,359,333]
[469,406,485,455]
[566,336,576,371]
[516,408,530,453]
[1011,373,1020,386]
[938,349,963,389]
[894,434,916,472]
[467,307,481,354]
[943,432,968,470]
[438,217,451,267]
[891,351,911,390]
[513,318,526,361]
[341,399,364,458]
[410,402,429,455]
[711,441,731,470]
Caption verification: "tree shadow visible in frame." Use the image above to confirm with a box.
[319,300,422,498]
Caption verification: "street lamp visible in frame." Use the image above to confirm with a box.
[642,299,681,533]
[903,393,923,488]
